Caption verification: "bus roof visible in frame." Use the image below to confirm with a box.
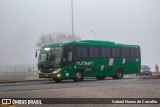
[43,40,140,48]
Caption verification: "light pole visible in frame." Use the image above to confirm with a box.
[91,31,96,40]
[71,0,74,36]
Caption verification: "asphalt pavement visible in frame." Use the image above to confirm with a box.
[0,75,160,107]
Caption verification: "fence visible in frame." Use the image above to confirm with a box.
[0,65,39,81]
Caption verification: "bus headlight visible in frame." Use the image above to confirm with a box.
[53,68,61,74]
[57,74,61,77]
[44,48,50,51]
[38,71,42,73]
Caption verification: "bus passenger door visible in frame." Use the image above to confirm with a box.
[62,46,76,78]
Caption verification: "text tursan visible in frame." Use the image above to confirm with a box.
[77,62,93,66]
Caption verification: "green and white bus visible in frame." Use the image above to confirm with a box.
[36,40,141,82]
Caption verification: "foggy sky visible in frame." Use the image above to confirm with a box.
[0,0,160,70]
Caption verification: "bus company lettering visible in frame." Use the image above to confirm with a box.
[77,62,93,66]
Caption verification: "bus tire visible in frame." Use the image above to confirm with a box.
[96,76,106,80]
[112,68,123,79]
[54,78,62,83]
[73,70,83,82]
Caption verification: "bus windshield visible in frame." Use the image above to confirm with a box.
[39,47,62,65]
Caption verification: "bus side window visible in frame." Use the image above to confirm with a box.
[101,47,106,58]
[136,48,140,58]
[122,48,126,58]
[95,47,100,57]
[131,48,136,59]
[77,47,83,58]
[111,48,116,58]
[83,47,88,58]
[89,47,95,58]
[125,48,131,58]
[116,47,121,58]
[106,47,111,58]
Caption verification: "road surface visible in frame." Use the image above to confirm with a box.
[0,75,160,107]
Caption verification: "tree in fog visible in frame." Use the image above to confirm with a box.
[36,33,81,47]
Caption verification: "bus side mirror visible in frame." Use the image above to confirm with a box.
[35,51,37,58]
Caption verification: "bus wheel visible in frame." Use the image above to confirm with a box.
[54,78,62,83]
[112,69,123,79]
[96,76,106,80]
[73,70,83,82]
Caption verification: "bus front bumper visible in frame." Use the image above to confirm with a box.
[39,73,55,78]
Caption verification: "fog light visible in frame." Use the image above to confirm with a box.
[57,74,61,77]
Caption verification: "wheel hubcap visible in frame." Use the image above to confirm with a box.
[118,71,122,77]
[76,72,81,79]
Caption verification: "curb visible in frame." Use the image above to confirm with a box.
[142,74,160,79]
[0,79,48,84]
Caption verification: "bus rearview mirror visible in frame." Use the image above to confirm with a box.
[35,51,37,58]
